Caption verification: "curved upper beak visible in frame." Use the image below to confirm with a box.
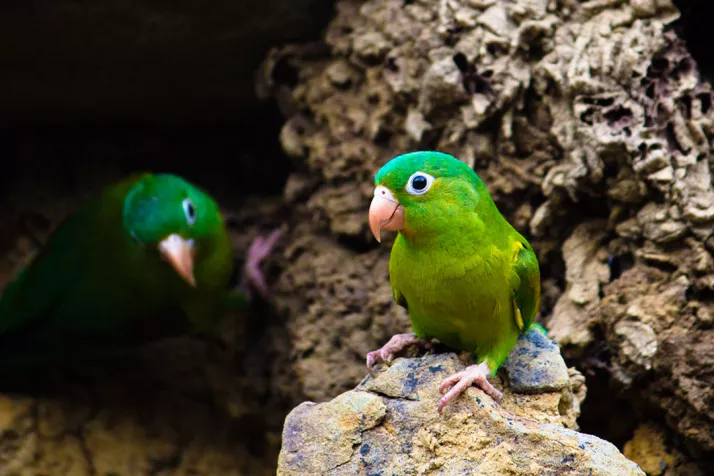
[159,234,196,287]
[369,185,405,243]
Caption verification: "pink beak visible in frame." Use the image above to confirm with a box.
[159,234,197,287]
[369,185,405,242]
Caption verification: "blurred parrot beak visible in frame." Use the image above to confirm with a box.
[369,185,405,243]
[159,234,196,287]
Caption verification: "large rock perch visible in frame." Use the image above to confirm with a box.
[278,353,642,475]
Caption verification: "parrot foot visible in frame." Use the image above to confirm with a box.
[240,228,282,299]
[437,362,502,413]
[366,333,430,375]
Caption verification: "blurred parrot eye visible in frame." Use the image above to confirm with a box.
[406,171,435,196]
[182,198,197,225]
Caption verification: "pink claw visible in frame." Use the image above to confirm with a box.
[365,333,428,375]
[437,362,502,414]
[241,228,282,299]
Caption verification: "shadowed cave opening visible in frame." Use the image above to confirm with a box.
[673,0,714,83]
[0,105,292,203]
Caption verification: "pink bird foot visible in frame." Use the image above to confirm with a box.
[240,228,282,299]
[366,333,430,375]
[438,362,502,413]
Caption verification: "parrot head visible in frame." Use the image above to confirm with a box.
[123,174,224,287]
[369,151,485,242]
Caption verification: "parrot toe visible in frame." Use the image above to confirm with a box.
[437,362,502,413]
[366,333,425,375]
[240,228,282,299]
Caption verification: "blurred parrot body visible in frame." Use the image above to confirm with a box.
[366,151,540,411]
[0,173,277,372]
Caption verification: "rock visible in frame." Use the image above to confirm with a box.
[503,327,570,393]
[594,265,714,453]
[613,320,658,373]
[547,221,610,353]
[280,392,387,474]
[0,338,286,476]
[0,0,335,124]
[278,353,644,475]
[623,423,682,476]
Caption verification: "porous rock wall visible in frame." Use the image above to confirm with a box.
[260,0,714,470]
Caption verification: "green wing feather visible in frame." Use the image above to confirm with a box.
[393,288,408,311]
[511,237,541,333]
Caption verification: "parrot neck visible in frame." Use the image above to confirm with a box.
[398,198,507,254]
[398,217,487,253]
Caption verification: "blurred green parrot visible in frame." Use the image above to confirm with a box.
[0,172,280,371]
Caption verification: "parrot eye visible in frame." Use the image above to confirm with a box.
[405,171,435,196]
[182,198,197,225]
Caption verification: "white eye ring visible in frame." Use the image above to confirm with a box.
[182,198,197,226]
[405,171,435,196]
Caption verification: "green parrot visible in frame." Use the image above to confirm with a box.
[366,151,540,412]
[0,173,280,371]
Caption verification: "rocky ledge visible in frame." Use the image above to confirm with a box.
[277,329,644,475]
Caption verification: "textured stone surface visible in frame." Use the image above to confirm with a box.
[0,340,284,475]
[622,422,701,476]
[503,327,570,393]
[278,353,642,476]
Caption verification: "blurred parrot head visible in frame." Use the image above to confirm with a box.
[123,174,225,286]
